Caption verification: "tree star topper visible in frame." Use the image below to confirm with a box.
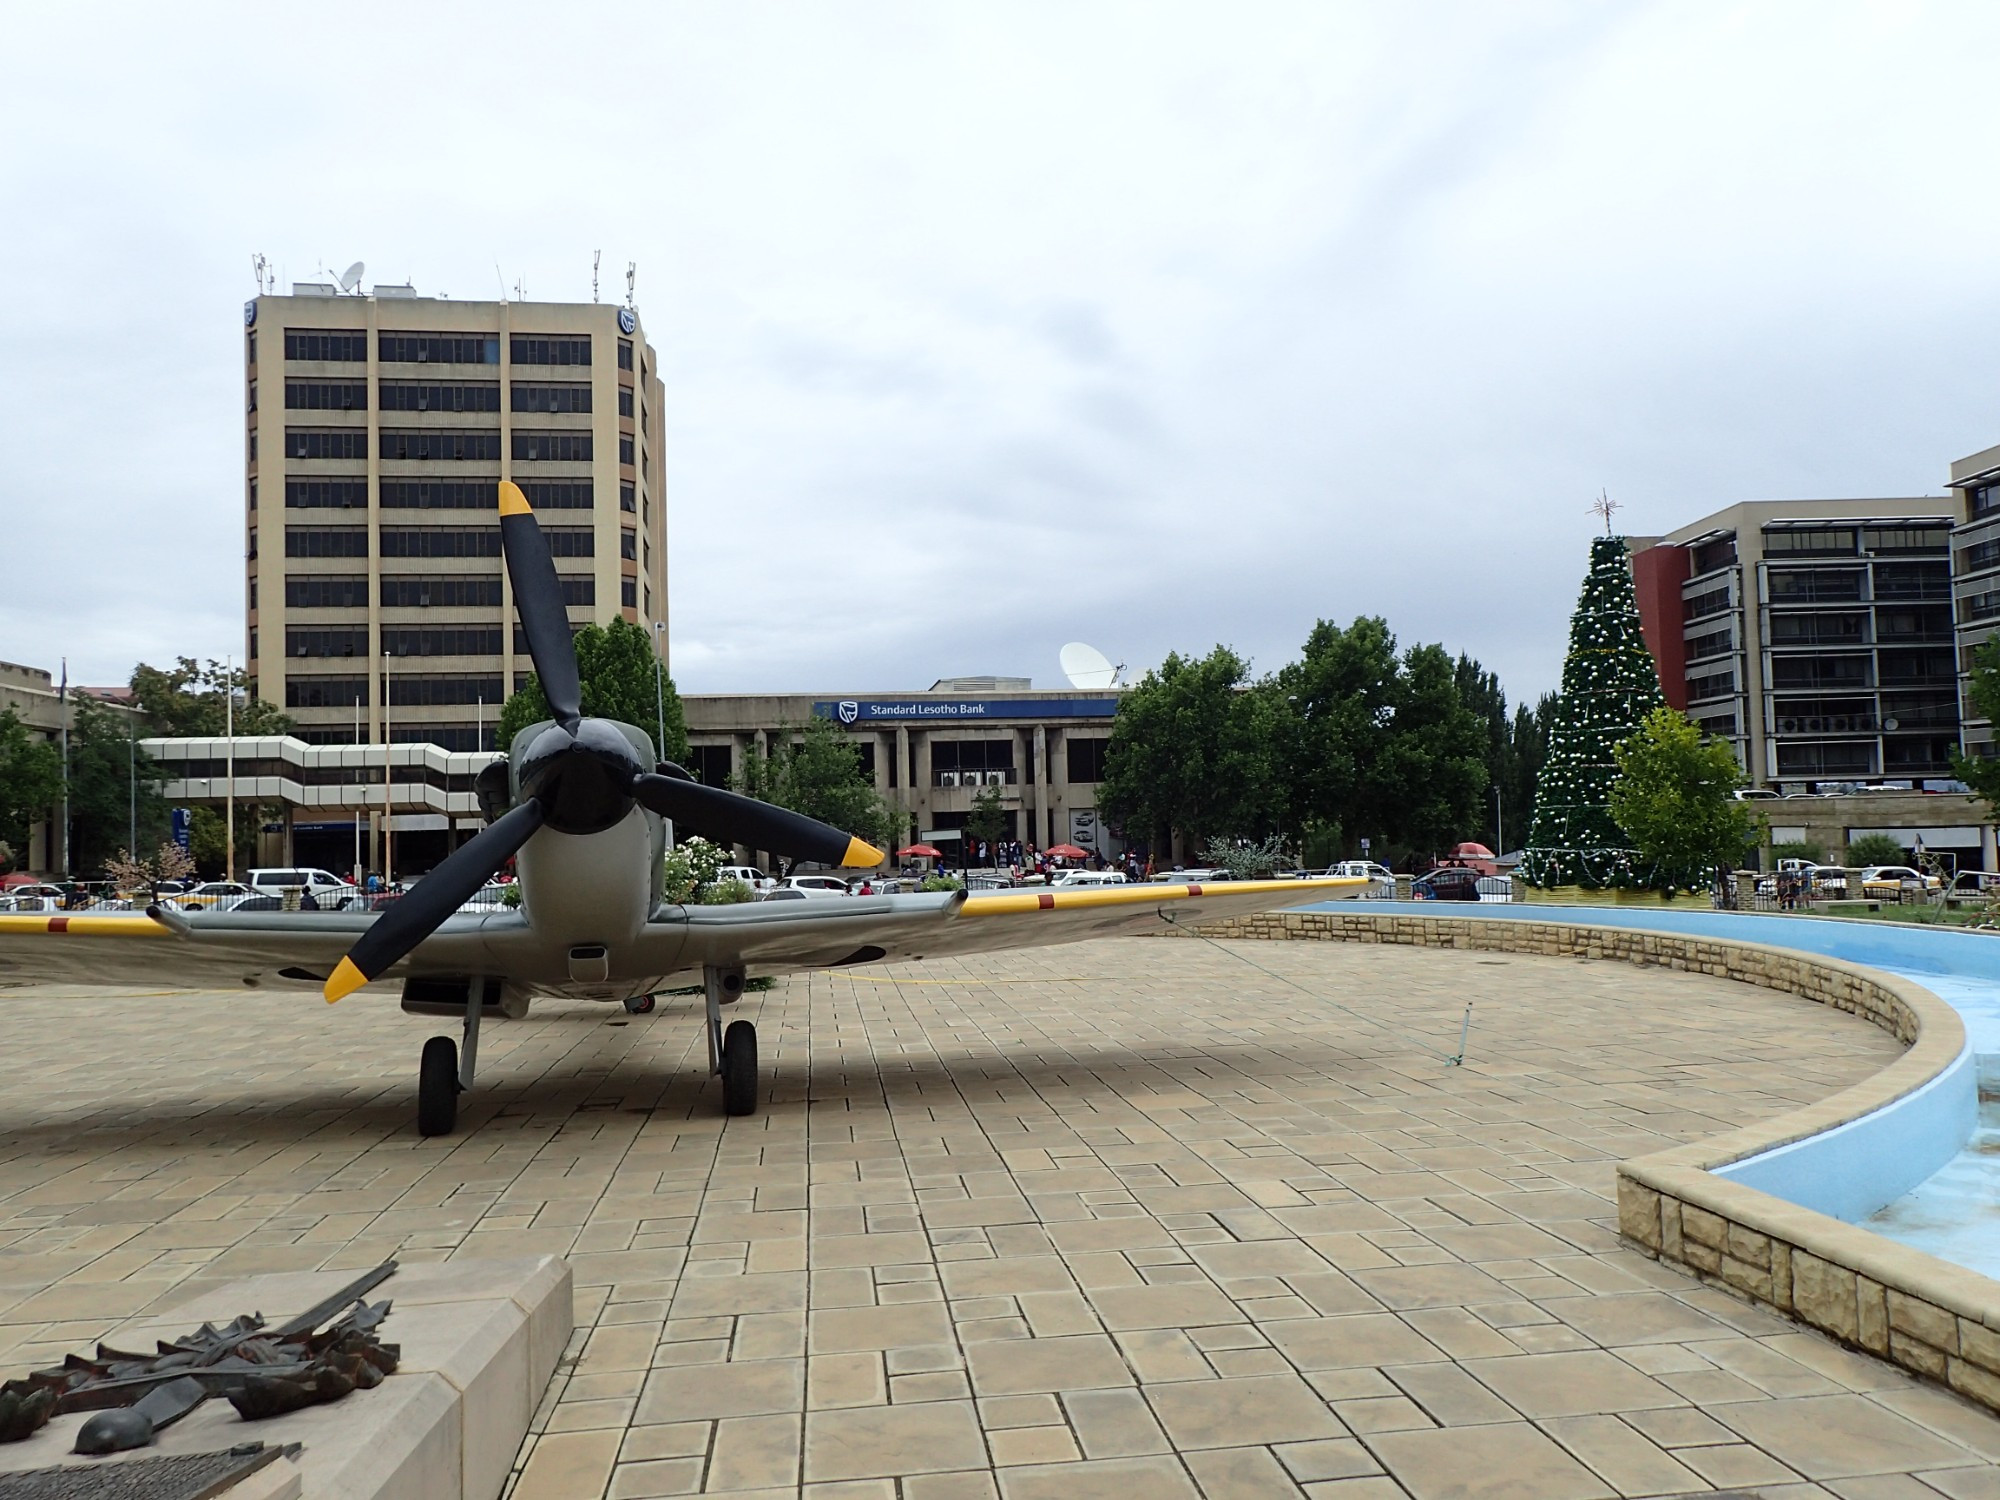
[1590,490,1621,535]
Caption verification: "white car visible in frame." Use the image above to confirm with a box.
[0,884,67,912]
[774,875,852,898]
[247,867,359,906]
[173,881,258,911]
[1860,866,1941,894]
[1049,870,1129,887]
[713,865,776,894]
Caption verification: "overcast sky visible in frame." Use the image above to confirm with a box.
[3,2,1996,706]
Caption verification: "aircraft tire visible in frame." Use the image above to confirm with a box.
[418,1035,459,1137]
[623,993,656,1015]
[722,1020,758,1117]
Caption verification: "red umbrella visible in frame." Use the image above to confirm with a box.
[1046,844,1090,860]
[897,844,944,858]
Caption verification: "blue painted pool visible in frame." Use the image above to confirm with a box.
[1302,900,2000,1274]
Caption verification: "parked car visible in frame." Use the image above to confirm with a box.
[1050,870,1129,887]
[713,865,776,894]
[1301,860,1396,892]
[1859,866,1941,895]
[0,884,67,912]
[247,867,358,905]
[774,875,852,899]
[172,881,258,911]
[1732,788,1781,801]
[1152,868,1223,884]
[1410,868,1482,901]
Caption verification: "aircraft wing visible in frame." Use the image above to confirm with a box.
[0,909,529,991]
[664,877,1370,975]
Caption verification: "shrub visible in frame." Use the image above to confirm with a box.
[1845,832,1909,867]
[919,875,964,893]
[700,879,754,905]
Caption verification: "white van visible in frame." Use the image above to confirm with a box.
[713,865,775,894]
[1049,870,1129,887]
[247,867,357,906]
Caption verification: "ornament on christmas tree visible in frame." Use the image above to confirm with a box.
[1520,531,1666,888]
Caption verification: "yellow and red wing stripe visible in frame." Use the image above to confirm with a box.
[0,912,172,937]
[960,876,1366,916]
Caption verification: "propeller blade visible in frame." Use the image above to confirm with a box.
[323,799,545,1003]
[498,482,582,731]
[631,774,884,869]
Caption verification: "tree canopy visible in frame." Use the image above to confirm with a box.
[734,716,900,857]
[1607,707,1757,891]
[497,619,687,761]
[1097,646,1278,856]
[64,702,167,877]
[130,658,291,737]
[0,711,62,871]
[1954,638,2000,823]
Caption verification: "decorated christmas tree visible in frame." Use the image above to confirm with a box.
[1520,530,1666,888]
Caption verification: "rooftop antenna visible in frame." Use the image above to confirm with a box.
[495,264,508,301]
[250,252,270,294]
[336,261,365,295]
[514,273,528,302]
[626,261,636,310]
[592,250,601,303]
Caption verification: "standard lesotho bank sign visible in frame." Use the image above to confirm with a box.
[813,698,1119,724]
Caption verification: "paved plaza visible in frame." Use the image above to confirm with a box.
[0,936,1996,1497]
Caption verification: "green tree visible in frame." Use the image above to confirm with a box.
[1097,646,1279,857]
[1954,638,2000,822]
[1502,693,1557,852]
[0,711,63,870]
[130,658,291,737]
[65,703,167,877]
[966,783,1008,864]
[1845,832,1910,867]
[1607,707,1756,892]
[497,619,687,761]
[1271,619,1487,862]
[734,716,900,856]
[1521,536,1667,888]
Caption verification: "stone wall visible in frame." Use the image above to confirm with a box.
[1171,907,2000,1413]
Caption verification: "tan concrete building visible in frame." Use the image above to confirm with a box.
[1947,441,2000,756]
[244,286,667,751]
[0,661,144,873]
[683,680,1125,860]
[1629,499,1958,787]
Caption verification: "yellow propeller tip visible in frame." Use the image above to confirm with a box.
[323,956,369,1004]
[498,481,532,517]
[843,838,886,868]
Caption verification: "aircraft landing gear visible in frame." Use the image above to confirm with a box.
[417,982,485,1137]
[704,966,756,1117]
[623,993,656,1015]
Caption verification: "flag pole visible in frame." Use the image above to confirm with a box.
[225,656,235,881]
[58,659,69,880]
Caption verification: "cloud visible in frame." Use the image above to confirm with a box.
[1,0,1996,716]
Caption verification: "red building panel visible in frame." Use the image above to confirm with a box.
[1630,543,1691,710]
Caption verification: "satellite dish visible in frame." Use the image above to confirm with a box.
[1060,642,1119,690]
[337,261,365,293]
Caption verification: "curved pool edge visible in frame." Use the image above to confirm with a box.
[1169,903,2000,1412]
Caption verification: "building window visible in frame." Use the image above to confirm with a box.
[619,435,635,466]
[687,744,730,786]
[1764,527,1856,556]
[378,381,502,413]
[1876,606,1951,642]
[286,675,369,708]
[617,338,634,371]
[1066,736,1110,783]
[621,579,637,608]
[249,578,257,610]
[1686,668,1735,701]
[284,380,367,411]
[381,480,488,509]
[1686,627,1733,660]
[286,628,369,658]
[1877,649,1956,685]
[380,576,503,608]
[378,332,499,364]
[285,527,368,558]
[620,529,637,561]
[644,584,652,616]
[286,479,368,509]
[561,576,594,606]
[379,429,502,461]
[1682,585,1730,621]
[248,478,258,511]
[246,330,257,366]
[286,576,368,608]
[1874,562,1949,601]
[286,429,367,460]
[1776,742,1876,776]
[542,528,593,556]
[618,387,634,418]
[509,480,588,509]
[247,529,257,560]
[380,527,503,558]
[1865,526,1949,555]
[247,381,257,412]
[511,383,593,414]
[249,432,257,460]
[284,329,368,362]
[510,335,591,367]
[1768,613,1865,646]
[620,482,636,513]
[1768,567,1862,604]
[248,627,257,659]
[388,674,505,707]
[512,431,593,462]
[1691,535,1737,574]
[1957,537,2000,575]
[1769,655,1873,690]
[380,627,505,656]
[1962,589,2000,624]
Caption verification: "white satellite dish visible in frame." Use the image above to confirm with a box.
[1060,642,1120,690]
[337,261,365,293]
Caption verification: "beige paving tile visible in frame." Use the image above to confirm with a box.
[1265,1314,1448,1372]
[1061,1387,1173,1458]
[635,1358,805,1423]
[1544,1291,1734,1348]
[1086,1281,1242,1331]
[966,1333,1136,1396]
[995,1455,1201,1500]
[1715,1394,1973,1479]
[1369,1422,1616,1500]
[810,1300,954,1353]
[1462,1350,1683,1418]
[804,1398,988,1481]
[1145,1372,1347,1449]
[515,1428,625,1500]
[1540,1413,1705,1495]
[1182,1444,1310,1498]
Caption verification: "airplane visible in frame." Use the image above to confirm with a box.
[0,484,1366,1136]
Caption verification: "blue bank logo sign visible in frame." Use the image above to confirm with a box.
[812,697,1119,723]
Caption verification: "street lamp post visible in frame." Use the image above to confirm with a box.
[224,655,235,881]
[382,650,394,888]
[651,620,668,761]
